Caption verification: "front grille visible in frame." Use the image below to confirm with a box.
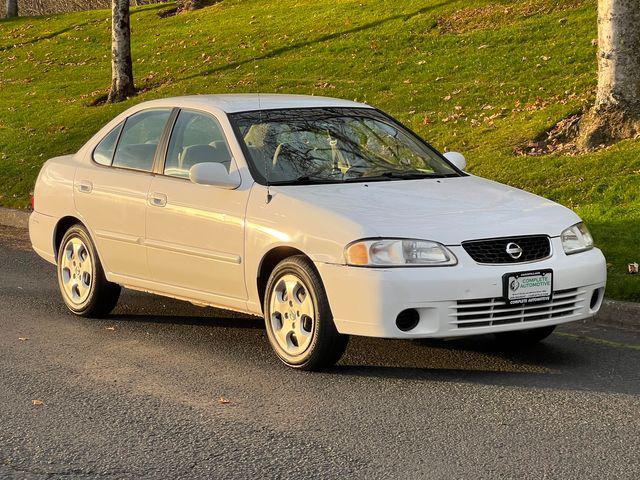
[462,235,551,264]
[450,288,584,329]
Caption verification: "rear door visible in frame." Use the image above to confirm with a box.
[145,109,248,307]
[74,108,173,279]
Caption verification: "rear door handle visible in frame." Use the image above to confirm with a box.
[149,192,167,207]
[77,180,93,193]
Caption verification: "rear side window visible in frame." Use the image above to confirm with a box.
[112,109,171,172]
[164,110,232,179]
[93,122,123,166]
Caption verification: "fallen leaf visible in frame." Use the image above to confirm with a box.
[32,399,45,406]
[218,396,230,405]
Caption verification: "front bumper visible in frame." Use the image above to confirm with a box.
[316,239,607,338]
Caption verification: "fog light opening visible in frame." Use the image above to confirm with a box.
[396,309,420,332]
[590,288,604,311]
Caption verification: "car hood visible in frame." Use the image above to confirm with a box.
[276,175,581,245]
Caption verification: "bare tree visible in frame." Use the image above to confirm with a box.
[107,0,135,103]
[6,0,18,18]
[578,0,640,149]
[176,0,203,12]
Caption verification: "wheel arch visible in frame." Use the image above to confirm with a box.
[53,216,88,258]
[257,246,318,312]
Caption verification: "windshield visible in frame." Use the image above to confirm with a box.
[229,107,462,185]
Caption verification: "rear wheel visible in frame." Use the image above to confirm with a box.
[264,256,348,370]
[493,325,556,346]
[56,224,120,317]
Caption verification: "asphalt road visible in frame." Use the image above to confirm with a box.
[1,225,639,479]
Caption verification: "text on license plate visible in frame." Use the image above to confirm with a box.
[503,270,553,305]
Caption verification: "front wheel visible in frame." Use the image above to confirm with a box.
[493,325,556,347]
[56,224,121,317]
[264,256,348,370]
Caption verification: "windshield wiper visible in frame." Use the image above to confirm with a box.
[382,170,457,179]
[269,171,457,185]
[269,175,337,186]
[343,171,452,182]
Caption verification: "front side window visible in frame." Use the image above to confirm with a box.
[229,107,461,185]
[93,122,123,166]
[164,110,232,179]
[112,109,172,172]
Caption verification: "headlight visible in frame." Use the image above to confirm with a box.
[561,222,594,254]
[345,238,457,266]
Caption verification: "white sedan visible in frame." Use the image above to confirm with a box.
[29,94,607,369]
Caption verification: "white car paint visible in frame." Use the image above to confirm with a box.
[29,94,606,339]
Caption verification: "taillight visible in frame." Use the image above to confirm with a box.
[30,194,35,211]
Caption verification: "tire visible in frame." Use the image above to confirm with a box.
[493,325,556,347]
[263,255,349,370]
[56,224,121,317]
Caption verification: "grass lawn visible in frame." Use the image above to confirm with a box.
[0,0,638,301]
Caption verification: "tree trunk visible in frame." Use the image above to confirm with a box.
[578,0,640,149]
[107,0,136,103]
[5,0,18,18]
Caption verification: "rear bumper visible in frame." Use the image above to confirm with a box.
[316,239,607,338]
[29,211,57,264]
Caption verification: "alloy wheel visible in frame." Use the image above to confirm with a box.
[268,273,315,356]
[60,236,93,305]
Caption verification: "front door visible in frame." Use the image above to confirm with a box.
[145,109,248,308]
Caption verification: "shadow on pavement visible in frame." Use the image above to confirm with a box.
[335,333,640,396]
[109,312,264,330]
[109,295,640,396]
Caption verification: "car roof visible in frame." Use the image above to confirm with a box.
[136,94,372,113]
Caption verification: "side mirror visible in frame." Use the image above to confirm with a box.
[189,162,240,189]
[443,151,466,171]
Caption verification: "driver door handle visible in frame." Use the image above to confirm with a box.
[149,192,167,207]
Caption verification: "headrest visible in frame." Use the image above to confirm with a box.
[118,143,158,170]
[181,144,231,170]
[244,124,272,148]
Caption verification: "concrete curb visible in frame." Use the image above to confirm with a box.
[0,206,637,329]
[0,206,29,229]
[595,299,640,331]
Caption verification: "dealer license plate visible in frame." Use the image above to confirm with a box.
[503,270,553,305]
